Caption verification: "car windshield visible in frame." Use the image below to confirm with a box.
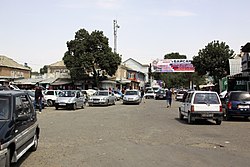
[157,90,165,94]
[125,91,138,95]
[194,93,220,104]
[97,92,109,96]
[230,92,250,101]
[0,97,10,120]
[59,91,75,97]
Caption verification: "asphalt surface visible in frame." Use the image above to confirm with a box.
[13,99,250,167]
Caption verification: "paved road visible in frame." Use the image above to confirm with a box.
[14,99,250,167]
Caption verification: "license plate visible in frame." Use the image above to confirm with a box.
[93,101,99,103]
[128,98,133,101]
[238,105,249,109]
[59,103,66,106]
[159,95,163,98]
[202,113,213,117]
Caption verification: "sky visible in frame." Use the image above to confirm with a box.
[1,0,250,72]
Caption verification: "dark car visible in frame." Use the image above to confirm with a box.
[155,89,166,100]
[222,91,250,120]
[0,91,40,167]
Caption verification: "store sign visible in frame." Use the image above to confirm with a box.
[152,59,195,73]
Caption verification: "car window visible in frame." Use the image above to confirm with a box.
[59,91,75,97]
[0,97,10,120]
[194,93,220,104]
[97,92,109,96]
[125,91,138,95]
[229,92,250,101]
[16,94,33,117]
[45,91,54,95]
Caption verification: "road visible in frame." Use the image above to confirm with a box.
[14,99,250,167]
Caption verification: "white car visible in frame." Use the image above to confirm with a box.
[179,90,223,125]
[144,90,156,99]
[88,90,116,106]
[44,90,62,106]
[123,90,142,104]
[54,90,85,110]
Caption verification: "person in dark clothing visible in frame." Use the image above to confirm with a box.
[166,89,172,107]
[140,88,145,103]
[34,83,43,113]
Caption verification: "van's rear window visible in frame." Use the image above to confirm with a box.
[230,92,250,101]
[194,93,220,104]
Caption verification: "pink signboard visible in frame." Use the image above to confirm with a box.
[152,59,195,73]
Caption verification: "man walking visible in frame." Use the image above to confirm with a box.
[166,88,172,108]
[34,83,43,113]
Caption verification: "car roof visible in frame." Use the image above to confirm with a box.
[0,90,26,96]
[187,90,218,94]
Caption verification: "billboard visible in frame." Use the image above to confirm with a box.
[152,59,195,73]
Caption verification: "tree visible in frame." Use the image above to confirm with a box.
[192,40,234,84]
[40,65,48,74]
[164,52,187,59]
[63,28,121,87]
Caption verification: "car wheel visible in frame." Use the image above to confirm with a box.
[55,106,58,110]
[47,100,53,107]
[5,148,11,167]
[113,100,116,105]
[81,104,84,109]
[179,111,184,120]
[30,134,38,151]
[72,103,77,110]
[215,120,222,125]
[188,112,193,124]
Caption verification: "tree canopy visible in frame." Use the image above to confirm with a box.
[164,52,187,59]
[192,40,234,84]
[63,28,121,87]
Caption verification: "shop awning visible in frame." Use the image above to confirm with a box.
[51,79,72,86]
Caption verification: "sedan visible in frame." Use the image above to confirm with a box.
[123,90,141,105]
[155,89,166,100]
[88,90,116,106]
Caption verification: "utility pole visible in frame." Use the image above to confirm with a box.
[113,20,120,54]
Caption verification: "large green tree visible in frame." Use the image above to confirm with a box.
[63,28,121,87]
[192,40,234,84]
[164,52,187,59]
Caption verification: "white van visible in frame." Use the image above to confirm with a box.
[179,90,223,125]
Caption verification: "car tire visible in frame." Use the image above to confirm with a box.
[47,100,53,107]
[215,120,222,125]
[30,134,38,151]
[179,111,184,120]
[5,148,11,167]
[113,100,116,105]
[55,106,58,110]
[73,103,77,110]
[188,112,193,124]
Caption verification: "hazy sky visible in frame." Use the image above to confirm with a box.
[1,0,250,71]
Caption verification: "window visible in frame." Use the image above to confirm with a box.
[16,95,33,117]
[45,91,54,95]
[194,93,219,104]
[0,97,10,120]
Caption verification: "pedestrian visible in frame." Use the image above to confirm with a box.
[34,83,43,113]
[141,88,145,103]
[166,88,172,108]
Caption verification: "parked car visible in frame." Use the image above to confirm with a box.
[175,90,187,101]
[144,90,156,99]
[88,90,116,106]
[222,91,250,120]
[179,90,223,125]
[0,91,40,167]
[23,90,47,109]
[155,89,166,100]
[43,90,62,107]
[123,90,142,105]
[54,90,85,110]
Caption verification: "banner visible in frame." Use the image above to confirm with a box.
[152,59,195,73]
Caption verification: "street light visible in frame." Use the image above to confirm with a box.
[113,19,120,54]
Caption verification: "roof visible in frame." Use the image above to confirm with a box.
[48,60,65,67]
[0,55,31,71]
[123,58,149,67]
[241,43,250,52]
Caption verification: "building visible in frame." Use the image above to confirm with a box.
[0,55,31,85]
[123,58,149,88]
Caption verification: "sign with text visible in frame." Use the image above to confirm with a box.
[152,59,195,73]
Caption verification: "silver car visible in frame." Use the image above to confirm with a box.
[88,90,116,106]
[54,90,85,110]
[123,90,142,105]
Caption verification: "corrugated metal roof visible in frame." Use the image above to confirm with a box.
[0,55,31,70]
